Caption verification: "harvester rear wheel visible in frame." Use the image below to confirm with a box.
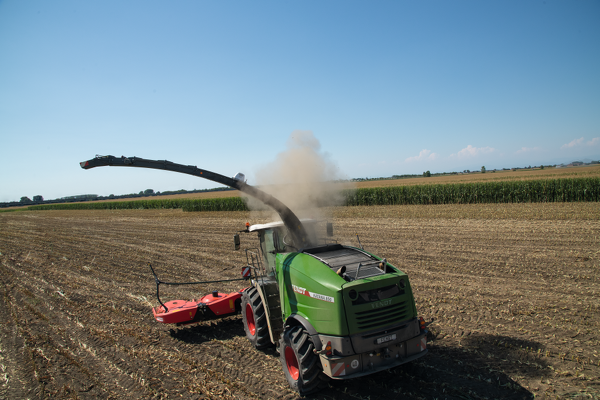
[241,287,271,349]
[279,325,329,395]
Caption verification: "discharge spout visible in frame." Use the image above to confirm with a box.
[80,155,312,248]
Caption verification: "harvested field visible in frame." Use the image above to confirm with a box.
[87,189,244,203]
[1,203,599,399]
[356,164,600,188]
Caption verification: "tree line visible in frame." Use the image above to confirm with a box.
[1,187,236,209]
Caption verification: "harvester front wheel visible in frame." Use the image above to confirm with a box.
[279,325,329,395]
[241,287,271,349]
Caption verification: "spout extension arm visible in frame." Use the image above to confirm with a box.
[80,155,241,189]
[80,155,311,248]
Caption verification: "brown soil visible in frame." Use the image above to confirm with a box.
[0,204,599,399]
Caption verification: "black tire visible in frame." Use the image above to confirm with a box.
[241,287,271,349]
[279,325,329,395]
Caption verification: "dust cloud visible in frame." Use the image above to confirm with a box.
[245,131,354,223]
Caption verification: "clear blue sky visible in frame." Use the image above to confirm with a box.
[1,0,599,202]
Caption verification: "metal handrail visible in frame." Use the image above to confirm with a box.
[149,263,246,312]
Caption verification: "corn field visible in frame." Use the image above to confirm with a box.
[28,197,249,212]
[343,177,600,206]
[25,177,599,212]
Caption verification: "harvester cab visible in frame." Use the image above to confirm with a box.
[242,219,327,274]
[80,155,428,396]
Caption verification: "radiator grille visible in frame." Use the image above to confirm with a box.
[353,302,408,330]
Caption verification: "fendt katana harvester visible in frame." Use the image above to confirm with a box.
[81,155,428,395]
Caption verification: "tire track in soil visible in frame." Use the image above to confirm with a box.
[0,265,40,400]
[0,259,151,398]
[161,321,294,399]
[1,207,599,399]
[0,211,295,399]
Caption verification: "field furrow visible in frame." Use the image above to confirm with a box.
[0,204,598,399]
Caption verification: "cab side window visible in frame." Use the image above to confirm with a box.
[260,229,277,276]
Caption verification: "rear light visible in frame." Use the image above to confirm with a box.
[419,316,426,331]
[325,341,332,356]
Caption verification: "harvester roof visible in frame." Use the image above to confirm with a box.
[303,244,388,280]
[248,219,318,232]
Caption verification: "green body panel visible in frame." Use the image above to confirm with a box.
[276,249,419,337]
[277,253,349,336]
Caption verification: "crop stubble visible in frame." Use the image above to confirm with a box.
[0,203,598,399]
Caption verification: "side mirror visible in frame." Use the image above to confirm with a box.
[234,233,240,250]
[326,222,333,237]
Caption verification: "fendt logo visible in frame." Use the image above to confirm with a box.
[291,285,335,303]
[371,299,393,309]
[292,284,307,295]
